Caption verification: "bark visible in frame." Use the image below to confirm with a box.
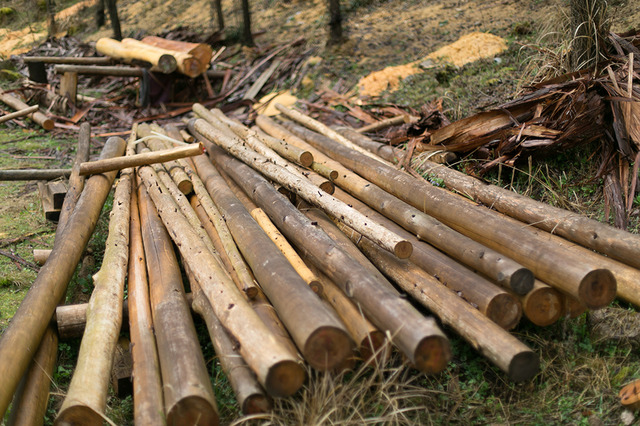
[0,137,125,418]
[23,56,112,65]
[57,122,91,233]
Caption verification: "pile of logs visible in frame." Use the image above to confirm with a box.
[1,101,640,424]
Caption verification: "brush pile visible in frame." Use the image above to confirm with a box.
[1,92,640,422]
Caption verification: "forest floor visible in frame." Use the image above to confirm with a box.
[1,0,640,424]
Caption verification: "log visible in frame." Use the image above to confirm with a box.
[335,126,404,162]
[283,120,617,310]
[189,272,273,415]
[356,115,415,133]
[343,224,539,382]
[0,136,125,418]
[414,158,640,271]
[59,71,77,104]
[79,142,204,176]
[56,162,131,424]
[207,144,451,374]
[141,36,213,77]
[54,64,144,77]
[138,165,305,397]
[0,169,71,181]
[256,115,339,180]
[120,38,199,77]
[189,151,352,371]
[0,92,53,130]
[194,115,413,259]
[23,56,112,65]
[96,38,177,74]
[0,105,39,124]
[281,122,533,295]
[33,249,51,265]
[6,327,57,426]
[141,123,193,194]
[517,280,564,327]
[137,182,219,424]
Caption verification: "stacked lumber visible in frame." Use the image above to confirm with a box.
[3,98,640,423]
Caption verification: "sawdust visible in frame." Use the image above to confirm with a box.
[357,32,508,98]
[254,90,298,116]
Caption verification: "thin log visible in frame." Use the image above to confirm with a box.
[0,137,125,418]
[137,182,219,424]
[413,159,640,271]
[121,38,199,77]
[55,160,131,424]
[335,126,404,162]
[256,115,339,180]
[275,103,390,164]
[79,143,203,176]
[127,175,164,424]
[285,121,617,310]
[138,165,305,397]
[194,115,413,259]
[517,280,564,327]
[0,105,39,124]
[356,115,414,133]
[141,36,213,77]
[342,223,539,382]
[0,92,53,130]
[57,122,91,233]
[207,144,451,374]
[96,38,177,73]
[189,271,273,415]
[0,169,71,181]
[54,64,144,77]
[189,151,353,371]
[142,123,193,194]
[281,122,533,295]
[6,326,57,426]
[23,56,112,65]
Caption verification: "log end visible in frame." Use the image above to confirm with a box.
[303,325,354,371]
[242,394,273,415]
[55,406,103,426]
[413,334,451,374]
[329,170,339,181]
[578,269,617,310]
[177,179,194,195]
[167,395,219,426]
[299,151,314,167]
[244,284,259,299]
[393,240,413,259]
[523,286,564,327]
[486,293,522,331]
[42,118,55,131]
[265,359,306,398]
[359,330,388,364]
[510,268,535,295]
[318,180,335,195]
[157,54,178,74]
[508,350,539,382]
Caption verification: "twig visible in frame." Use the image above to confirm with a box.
[0,249,40,272]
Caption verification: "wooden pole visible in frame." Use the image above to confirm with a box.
[0,92,53,130]
[137,182,219,424]
[0,105,39,124]
[138,165,305,397]
[96,38,177,74]
[281,119,617,310]
[207,144,451,374]
[0,169,71,181]
[194,116,413,259]
[189,152,353,371]
[279,121,533,295]
[54,64,144,77]
[79,142,203,176]
[341,223,539,382]
[140,123,193,194]
[23,56,112,65]
[0,137,125,418]
[127,175,164,424]
[141,36,213,77]
[189,273,273,415]
[59,71,78,104]
[56,163,131,424]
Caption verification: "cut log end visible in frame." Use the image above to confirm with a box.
[359,330,387,364]
[329,170,339,180]
[303,326,354,371]
[393,240,413,259]
[299,152,314,167]
[167,396,219,426]
[244,285,259,299]
[318,181,335,195]
[619,380,640,411]
[41,119,55,131]
[264,360,306,398]
[413,335,451,374]
[523,286,564,327]
[485,293,522,330]
[578,269,617,310]
[242,394,273,415]
[157,54,178,74]
[508,350,539,382]
[55,406,103,425]
[510,268,535,295]
[177,179,194,195]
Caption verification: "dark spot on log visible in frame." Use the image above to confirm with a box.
[228,303,235,309]
[434,274,440,281]
[479,251,484,259]
[311,221,318,226]
[593,233,598,240]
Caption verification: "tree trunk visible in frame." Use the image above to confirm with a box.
[96,0,105,27]
[105,0,121,40]
[211,0,224,31]
[240,0,254,46]
[326,0,343,46]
